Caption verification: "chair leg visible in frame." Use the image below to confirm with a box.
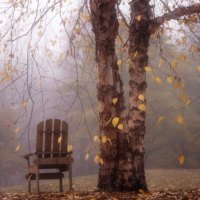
[36,166,39,194]
[59,177,63,192]
[69,163,72,191]
[28,179,31,193]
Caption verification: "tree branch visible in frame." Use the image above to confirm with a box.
[149,3,200,34]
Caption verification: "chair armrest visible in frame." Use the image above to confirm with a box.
[23,153,36,160]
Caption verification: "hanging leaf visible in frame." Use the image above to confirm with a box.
[0,71,11,82]
[134,51,138,57]
[166,76,174,84]
[157,116,165,125]
[138,104,146,112]
[15,127,20,133]
[136,15,142,21]
[99,157,104,165]
[67,144,73,152]
[158,59,164,67]
[93,135,99,142]
[117,59,122,66]
[22,100,28,109]
[81,14,90,22]
[57,136,62,144]
[138,94,145,101]
[153,76,162,84]
[15,144,20,152]
[179,93,191,107]
[112,98,118,105]
[101,135,108,143]
[178,53,186,61]
[178,155,185,165]
[94,155,100,164]
[196,66,200,72]
[189,44,197,52]
[117,123,124,130]
[112,117,120,127]
[171,60,177,68]
[176,115,184,125]
[144,66,152,72]
[85,153,89,160]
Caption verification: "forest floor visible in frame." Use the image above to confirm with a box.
[0,169,200,199]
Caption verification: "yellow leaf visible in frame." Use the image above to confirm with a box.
[0,71,11,82]
[185,99,191,107]
[94,155,100,164]
[178,53,186,61]
[75,27,81,34]
[136,15,142,21]
[67,144,73,152]
[171,60,177,68]
[93,135,100,142]
[189,44,197,52]
[57,136,62,143]
[117,123,124,130]
[81,13,90,22]
[50,39,57,46]
[179,93,191,107]
[85,153,89,160]
[112,98,118,105]
[15,144,20,152]
[15,128,20,133]
[153,76,162,84]
[134,51,138,57]
[176,115,184,125]
[144,66,152,72]
[112,117,120,127]
[138,104,146,112]
[158,59,164,67]
[178,155,185,165]
[138,94,145,101]
[196,66,200,72]
[99,157,104,165]
[22,100,28,108]
[101,135,108,143]
[117,59,122,66]
[166,76,174,84]
[157,116,165,125]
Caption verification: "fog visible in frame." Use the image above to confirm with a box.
[0,0,200,187]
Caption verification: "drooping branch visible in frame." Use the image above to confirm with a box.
[149,3,200,33]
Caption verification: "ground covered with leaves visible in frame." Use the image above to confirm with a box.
[1,170,200,199]
[1,189,200,200]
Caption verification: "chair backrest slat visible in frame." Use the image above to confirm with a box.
[36,119,68,159]
[61,121,68,153]
[45,119,53,157]
[36,121,44,158]
[53,119,61,157]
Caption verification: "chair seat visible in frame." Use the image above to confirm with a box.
[26,172,64,180]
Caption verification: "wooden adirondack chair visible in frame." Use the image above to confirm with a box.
[24,119,73,193]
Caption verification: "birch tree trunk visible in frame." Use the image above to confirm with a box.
[90,0,127,190]
[127,0,151,191]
